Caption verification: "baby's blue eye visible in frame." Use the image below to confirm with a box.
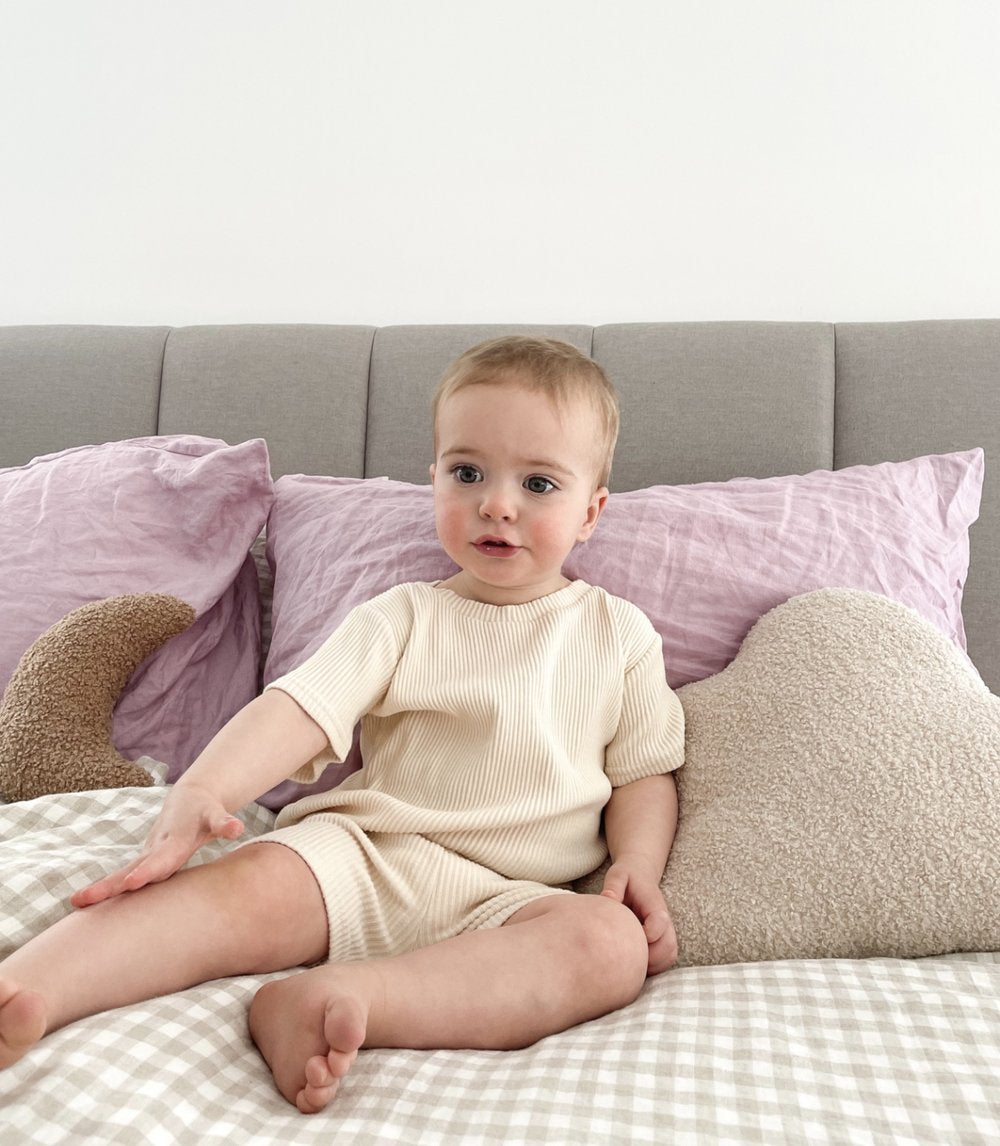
[524,475,557,494]
[452,465,482,484]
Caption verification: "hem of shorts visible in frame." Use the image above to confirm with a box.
[461,883,575,934]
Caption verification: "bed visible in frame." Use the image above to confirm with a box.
[1,321,999,1144]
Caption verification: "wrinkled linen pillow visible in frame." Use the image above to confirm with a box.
[1,436,273,780]
[260,451,981,808]
[647,588,1000,966]
[569,448,982,684]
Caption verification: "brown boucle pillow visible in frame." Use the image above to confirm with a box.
[662,588,1000,966]
[0,594,195,802]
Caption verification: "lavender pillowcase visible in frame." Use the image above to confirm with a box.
[1,436,274,781]
[259,449,983,808]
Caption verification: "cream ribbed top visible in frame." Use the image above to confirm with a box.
[269,580,684,884]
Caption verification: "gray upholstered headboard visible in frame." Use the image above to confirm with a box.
[2,321,997,687]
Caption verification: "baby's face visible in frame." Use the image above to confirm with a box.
[430,381,608,606]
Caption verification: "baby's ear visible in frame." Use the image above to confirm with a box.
[429,463,437,482]
[577,486,609,541]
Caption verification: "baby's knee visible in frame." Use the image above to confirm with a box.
[564,895,649,1005]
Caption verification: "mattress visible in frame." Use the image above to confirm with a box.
[2,778,998,1145]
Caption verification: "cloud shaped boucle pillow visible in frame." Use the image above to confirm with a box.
[663,588,1000,966]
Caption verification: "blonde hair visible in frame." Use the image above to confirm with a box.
[432,336,620,486]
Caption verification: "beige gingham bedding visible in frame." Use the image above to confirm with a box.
[2,777,999,1145]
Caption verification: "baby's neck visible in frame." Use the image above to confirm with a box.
[436,572,571,607]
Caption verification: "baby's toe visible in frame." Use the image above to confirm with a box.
[296,1075,340,1114]
[304,1053,336,1089]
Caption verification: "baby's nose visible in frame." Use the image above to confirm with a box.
[479,488,516,520]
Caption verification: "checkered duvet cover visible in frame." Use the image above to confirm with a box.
[2,780,999,1146]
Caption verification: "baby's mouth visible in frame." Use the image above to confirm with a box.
[473,536,520,556]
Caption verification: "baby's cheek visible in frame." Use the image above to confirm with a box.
[534,519,578,555]
[434,500,466,550]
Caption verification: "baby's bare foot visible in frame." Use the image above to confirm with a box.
[249,968,370,1114]
[0,979,47,1069]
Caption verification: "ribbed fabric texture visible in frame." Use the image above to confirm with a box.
[259,815,574,960]
[270,580,684,885]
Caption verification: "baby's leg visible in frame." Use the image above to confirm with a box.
[249,892,648,1113]
[0,842,327,1069]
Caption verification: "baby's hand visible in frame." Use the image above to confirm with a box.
[71,783,244,908]
[600,860,679,975]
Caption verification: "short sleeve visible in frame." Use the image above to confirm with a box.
[265,591,410,782]
[604,632,685,788]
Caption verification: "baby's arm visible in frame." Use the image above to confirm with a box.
[72,689,327,907]
[599,772,679,975]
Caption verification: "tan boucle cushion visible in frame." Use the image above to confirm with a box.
[663,588,1000,966]
[0,594,195,801]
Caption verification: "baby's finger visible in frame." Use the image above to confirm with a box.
[118,838,195,890]
[642,907,670,943]
[69,879,114,909]
[210,814,245,841]
[70,858,148,908]
[599,864,629,903]
[646,913,679,975]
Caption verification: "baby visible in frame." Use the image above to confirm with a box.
[0,335,684,1113]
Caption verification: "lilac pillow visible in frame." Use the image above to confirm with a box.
[566,449,984,686]
[260,451,983,808]
[1,436,274,781]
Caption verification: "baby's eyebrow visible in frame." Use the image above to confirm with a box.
[523,458,577,478]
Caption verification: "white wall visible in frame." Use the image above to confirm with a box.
[2,0,998,325]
